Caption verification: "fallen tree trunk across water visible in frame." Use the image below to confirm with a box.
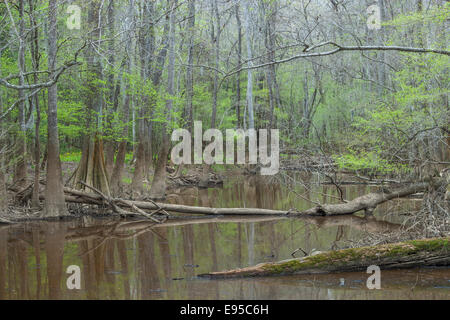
[199,237,450,279]
[5,178,446,223]
[300,181,434,216]
[61,179,442,217]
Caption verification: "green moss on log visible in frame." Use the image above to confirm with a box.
[262,237,450,275]
[199,237,450,279]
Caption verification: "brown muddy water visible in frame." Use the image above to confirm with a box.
[0,175,449,300]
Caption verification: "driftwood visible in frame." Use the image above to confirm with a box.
[199,237,450,279]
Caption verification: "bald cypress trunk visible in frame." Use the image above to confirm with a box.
[199,0,220,188]
[104,0,118,180]
[243,0,255,130]
[13,0,27,188]
[185,0,195,135]
[110,90,130,196]
[45,0,68,217]
[149,0,176,199]
[29,0,41,208]
[0,162,6,212]
[132,0,169,196]
[111,1,134,196]
[70,0,110,197]
[0,66,7,211]
[235,3,242,128]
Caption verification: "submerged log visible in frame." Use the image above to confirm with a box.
[199,237,450,279]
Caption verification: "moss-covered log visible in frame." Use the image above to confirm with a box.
[199,237,450,279]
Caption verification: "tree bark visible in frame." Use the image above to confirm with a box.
[185,0,195,135]
[0,166,6,212]
[262,1,280,130]
[13,0,27,188]
[0,60,7,212]
[149,0,176,200]
[110,58,132,196]
[70,0,110,197]
[235,3,242,128]
[199,0,220,188]
[29,0,41,208]
[104,0,118,180]
[45,0,68,217]
[243,0,255,130]
[132,0,170,195]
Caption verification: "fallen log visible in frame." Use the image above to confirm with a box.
[199,237,450,279]
[60,188,294,216]
[62,179,446,217]
[7,178,446,219]
[297,180,443,216]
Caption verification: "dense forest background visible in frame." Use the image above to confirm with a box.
[0,0,448,217]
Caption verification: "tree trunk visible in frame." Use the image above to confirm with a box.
[149,135,169,199]
[110,42,132,196]
[104,142,116,182]
[104,0,118,180]
[185,0,195,135]
[20,178,446,222]
[45,0,68,217]
[131,116,146,197]
[0,166,6,212]
[29,0,41,208]
[243,0,255,130]
[132,0,169,195]
[71,137,111,197]
[262,1,279,130]
[13,0,27,188]
[0,57,6,212]
[235,3,242,128]
[70,0,110,197]
[199,0,220,188]
[149,0,176,200]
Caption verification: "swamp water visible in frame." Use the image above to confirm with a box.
[0,175,449,300]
